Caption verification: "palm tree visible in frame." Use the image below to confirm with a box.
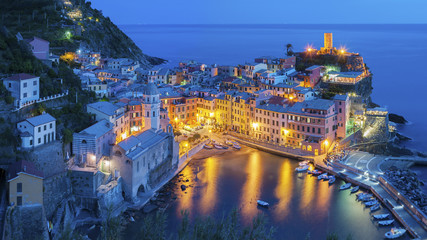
[286,43,294,56]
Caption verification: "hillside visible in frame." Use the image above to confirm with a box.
[0,0,164,67]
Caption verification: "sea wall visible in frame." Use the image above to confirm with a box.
[3,204,49,240]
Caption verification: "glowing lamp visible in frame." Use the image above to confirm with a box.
[324,140,329,146]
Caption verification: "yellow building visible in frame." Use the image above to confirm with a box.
[8,160,44,206]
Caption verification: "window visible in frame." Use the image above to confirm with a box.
[30,140,33,145]
[137,161,140,172]
[17,183,22,193]
[23,82,27,88]
[23,93,27,98]
[8,83,11,88]
[33,90,37,96]
[44,125,47,131]
[17,196,22,206]
[33,80,37,86]
[38,127,41,133]
[38,138,41,144]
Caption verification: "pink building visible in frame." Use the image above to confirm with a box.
[27,37,49,60]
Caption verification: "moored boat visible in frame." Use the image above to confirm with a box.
[328,176,336,185]
[257,200,269,208]
[214,144,223,149]
[373,214,389,220]
[370,203,380,212]
[378,220,394,226]
[225,140,233,146]
[350,186,360,193]
[318,173,327,180]
[295,165,309,172]
[340,183,352,190]
[385,228,406,239]
[299,160,309,166]
[233,144,241,149]
[311,170,322,175]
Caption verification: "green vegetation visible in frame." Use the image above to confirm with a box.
[285,43,294,56]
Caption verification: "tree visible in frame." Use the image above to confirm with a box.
[193,133,201,140]
[286,43,294,56]
[100,206,122,240]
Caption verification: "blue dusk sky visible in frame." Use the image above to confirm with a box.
[90,0,427,25]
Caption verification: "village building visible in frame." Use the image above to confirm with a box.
[17,113,56,149]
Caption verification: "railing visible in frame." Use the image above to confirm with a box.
[378,176,427,229]
[14,90,69,111]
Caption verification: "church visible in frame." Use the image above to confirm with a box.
[109,82,179,201]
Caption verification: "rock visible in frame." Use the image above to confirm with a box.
[396,133,411,141]
[143,204,158,213]
[389,113,408,124]
[181,184,187,191]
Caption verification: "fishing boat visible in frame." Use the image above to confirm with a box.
[385,228,406,239]
[350,186,360,193]
[257,200,269,208]
[318,173,328,180]
[214,144,223,149]
[311,170,322,175]
[328,176,336,185]
[378,220,394,226]
[299,160,309,166]
[370,203,380,212]
[340,183,352,190]
[225,140,233,146]
[204,144,213,149]
[221,145,229,149]
[233,144,241,149]
[373,214,390,220]
[365,200,378,207]
[295,165,309,172]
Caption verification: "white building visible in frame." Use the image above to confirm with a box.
[3,73,40,108]
[17,113,56,149]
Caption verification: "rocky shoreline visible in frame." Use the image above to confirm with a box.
[384,166,427,214]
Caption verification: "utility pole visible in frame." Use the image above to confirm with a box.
[75,91,78,103]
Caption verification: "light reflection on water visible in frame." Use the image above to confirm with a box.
[124,147,407,239]
[239,150,263,224]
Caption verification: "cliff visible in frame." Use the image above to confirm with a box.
[0,0,164,68]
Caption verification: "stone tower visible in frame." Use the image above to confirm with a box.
[324,33,333,49]
[142,82,160,131]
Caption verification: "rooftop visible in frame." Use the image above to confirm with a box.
[79,120,113,139]
[23,113,56,126]
[87,101,120,116]
[8,160,44,181]
[6,73,38,81]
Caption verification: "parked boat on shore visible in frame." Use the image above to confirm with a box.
[350,186,359,193]
[204,144,213,149]
[378,220,394,226]
[370,203,380,212]
[373,214,389,220]
[299,160,309,166]
[311,170,322,176]
[385,228,406,239]
[340,183,352,190]
[257,200,269,208]
[214,144,223,149]
[365,200,378,207]
[318,173,328,180]
[225,140,233,146]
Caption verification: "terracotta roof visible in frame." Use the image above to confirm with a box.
[8,160,44,181]
[7,73,38,81]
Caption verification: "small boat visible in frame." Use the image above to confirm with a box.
[350,186,360,193]
[373,214,390,220]
[311,170,322,175]
[214,144,223,149]
[221,145,229,149]
[379,220,394,226]
[362,197,376,203]
[385,228,406,239]
[257,200,269,208]
[295,165,309,172]
[340,183,352,190]
[328,176,336,185]
[318,173,328,180]
[233,144,241,149]
[225,140,233,146]
[365,200,378,207]
[370,203,380,212]
[299,161,309,166]
[204,144,213,149]
[129,216,135,222]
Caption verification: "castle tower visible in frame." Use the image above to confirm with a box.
[142,82,160,131]
[324,33,333,49]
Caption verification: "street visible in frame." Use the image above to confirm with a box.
[343,150,387,177]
